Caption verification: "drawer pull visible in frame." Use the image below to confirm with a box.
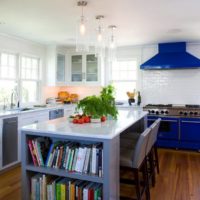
[181,120,200,124]
[148,119,178,123]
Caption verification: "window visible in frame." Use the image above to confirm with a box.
[21,56,40,103]
[111,59,138,101]
[0,53,18,107]
[0,52,41,107]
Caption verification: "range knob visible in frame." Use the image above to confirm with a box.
[151,110,155,114]
[156,111,159,115]
[190,111,194,115]
[165,110,169,114]
[161,110,164,114]
[148,110,151,114]
[184,112,188,116]
[194,112,198,115]
[179,111,183,115]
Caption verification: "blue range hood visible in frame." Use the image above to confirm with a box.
[140,42,200,70]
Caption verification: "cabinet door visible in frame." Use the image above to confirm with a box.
[2,117,18,167]
[86,54,98,82]
[180,118,200,142]
[56,54,66,83]
[71,55,83,82]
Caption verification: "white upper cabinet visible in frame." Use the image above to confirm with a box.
[46,45,67,86]
[56,54,66,83]
[46,46,105,86]
[69,53,103,86]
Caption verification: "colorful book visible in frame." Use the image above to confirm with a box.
[28,139,38,166]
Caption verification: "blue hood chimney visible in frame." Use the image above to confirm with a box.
[140,42,200,70]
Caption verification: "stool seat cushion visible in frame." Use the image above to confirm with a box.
[120,147,135,168]
[120,138,137,148]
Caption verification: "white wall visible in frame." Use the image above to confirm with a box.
[116,43,200,105]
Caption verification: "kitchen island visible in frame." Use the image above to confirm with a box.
[21,109,147,200]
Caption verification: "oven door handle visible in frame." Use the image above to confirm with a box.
[148,119,178,123]
[181,120,200,124]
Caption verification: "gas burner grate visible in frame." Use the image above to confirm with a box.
[185,104,200,108]
[145,104,173,108]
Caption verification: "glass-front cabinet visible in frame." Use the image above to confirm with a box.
[86,54,98,82]
[56,54,66,83]
[71,55,83,82]
[70,53,100,85]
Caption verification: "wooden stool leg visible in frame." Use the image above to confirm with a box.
[149,148,156,187]
[143,158,150,200]
[154,145,160,174]
[134,169,141,200]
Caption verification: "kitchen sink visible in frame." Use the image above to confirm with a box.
[7,107,34,112]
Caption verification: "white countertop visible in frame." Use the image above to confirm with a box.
[0,104,76,118]
[21,109,148,140]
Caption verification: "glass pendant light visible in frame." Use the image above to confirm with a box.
[108,25,117,61]
[76,1,90,52]
[95,15,105,58]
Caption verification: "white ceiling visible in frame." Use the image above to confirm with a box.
[0,0,200,46]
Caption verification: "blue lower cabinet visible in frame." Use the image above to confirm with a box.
[147,116,179,148]
[147,116,200,150]
[180,118,200,150]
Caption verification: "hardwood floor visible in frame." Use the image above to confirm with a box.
[0,149,200,200]
[150,149,200,200]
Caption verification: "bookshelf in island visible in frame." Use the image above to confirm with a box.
[21,108,147,200]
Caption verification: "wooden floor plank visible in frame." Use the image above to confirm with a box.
[0,149,200,200]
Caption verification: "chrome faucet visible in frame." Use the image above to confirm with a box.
[10,92,15,109]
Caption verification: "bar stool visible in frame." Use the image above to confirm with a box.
[145,118,161,187]
[120,128,151,200]
[149,119,161,174]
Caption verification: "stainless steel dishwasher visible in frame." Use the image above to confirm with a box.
[2,117,18,167]
[49,109,64,120]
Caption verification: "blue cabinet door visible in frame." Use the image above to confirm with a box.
[180,118,200,142]
[147,116,179,140]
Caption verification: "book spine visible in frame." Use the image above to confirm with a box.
[66,149,72,170]
[55,149,60,169]
[45,143,54,166]
[32,140,41,166]
[70,183,75,200]
[91,147,97,174]
[36,140,44,166]
[69,149,75,171]
[60,184,66,200]
[28,140,38,166]
[56,183,61,200]
[63,146,69,169]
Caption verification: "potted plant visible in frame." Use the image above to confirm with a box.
[76,85,118,122]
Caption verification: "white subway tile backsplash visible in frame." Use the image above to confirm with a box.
[142,69,200,105]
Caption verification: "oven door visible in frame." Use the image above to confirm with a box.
[180,117,200,142]
[147,116,179,140]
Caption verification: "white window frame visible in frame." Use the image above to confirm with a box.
[0,51,42,108]
[110,58,140,101]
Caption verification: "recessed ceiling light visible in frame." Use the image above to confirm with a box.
[0,22,5,25]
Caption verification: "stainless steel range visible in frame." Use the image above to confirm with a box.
[143,104,200,151]
[143,104,200,117]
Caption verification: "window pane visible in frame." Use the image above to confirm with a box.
[0,53,17,79]
[22,81,38,103]
[0,80,17,106]
[111,60,137,81]
[112,81,136,101]
[21,56,39,80]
